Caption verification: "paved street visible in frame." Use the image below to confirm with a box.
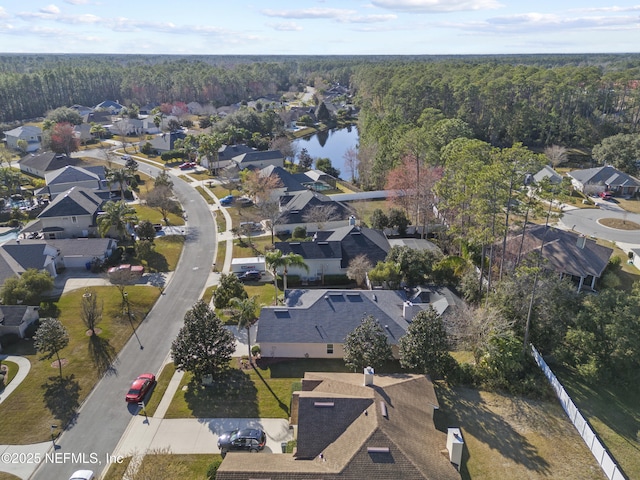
[29,156,218,480]
[559,204,640,245]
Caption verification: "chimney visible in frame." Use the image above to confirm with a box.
[364,366,374,386]
[576,234,586,249]
[403,301,417,320]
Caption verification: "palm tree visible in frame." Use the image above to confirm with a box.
[97,200,138,239]
[265,250,309,304]
[229,295,260,358]
[106,167,134,199]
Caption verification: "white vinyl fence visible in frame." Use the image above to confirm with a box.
[530,345,627,480]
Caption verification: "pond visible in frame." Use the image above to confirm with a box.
[293,126,359,180]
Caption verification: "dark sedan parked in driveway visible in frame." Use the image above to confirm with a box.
[237,270,262,282]
[217,428,267,456]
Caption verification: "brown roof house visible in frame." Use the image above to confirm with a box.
[217,370,461,480]
[501,223,613,292]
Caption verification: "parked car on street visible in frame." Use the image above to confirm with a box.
[237,270,262,282]
[125,373,156,403]
[599,191,613,200]
[217,428,267,456]
[69,470,94,480]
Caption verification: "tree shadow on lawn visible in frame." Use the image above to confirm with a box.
[88,335,117,376]
[435,386,551,477]
[142,251,169,273]
[184,369,258,418]
[252,366,289,417]
[42,374,80,428]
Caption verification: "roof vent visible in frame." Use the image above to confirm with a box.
[380,401,388,418]
[367,447,390,453]
[314,402,335,408]
[576,234,586,249]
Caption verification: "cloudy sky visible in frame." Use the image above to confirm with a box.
[0,0,639,55]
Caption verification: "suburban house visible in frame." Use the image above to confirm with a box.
[73,123,94,145]
[141,115,179,135]
[40,165,110,198]
[501,223,613,292]
[3,126,42,152]
[274,226,390,281]
[148,130,186,153]
[533,165,563,185]
[0,237,117,287]
[109,117,145,136]
[19,152,82,178]
[567,166,640,197]
[0,306,40,352]
[83,110,113,126]
[0,239,60,285]
[233,150,284,171]
[276,190,355,234]
[259,165,308,200]
[70,104,94,117]
[200,144,255,172]
[94,100,124,114]
[256,287,461,359]
[216,371,460,480]
[21,187,104,240]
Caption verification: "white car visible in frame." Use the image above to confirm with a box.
[69,470,94,480]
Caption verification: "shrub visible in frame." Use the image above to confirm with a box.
[207,457,223,479]
[251,344,261,356]
[292,226,307,239]
[322,274,351,286]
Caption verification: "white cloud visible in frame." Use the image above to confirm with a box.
[40,4,61,15]
[64,0,90,4]
[341,14,397,23]
[0,7,9,19]
[370,0,502,13]
[261,8,357,20]
[269,22,303,31]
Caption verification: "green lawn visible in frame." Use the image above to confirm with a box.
[554,367,640,480]
[232,236,274,258]
[1,360,18,385]
[0,286,160,444]
[143,362,176,417]
[102,454,217,480]
[134,203,185,227]
[165,364,296,419]
[148,235,186,272]
[195,185,216,204]
[214,240,226,272]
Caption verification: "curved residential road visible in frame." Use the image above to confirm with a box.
[559,204,640,245]
[30,155,217,479]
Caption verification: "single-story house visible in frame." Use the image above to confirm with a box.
[259,165,308,201]
[19,152,82,179]
[70,104,94,117]
[533,165,563,185]
[0,306,40,352]
[109,118,144,136]
[500,223,613,292]
[141,115,179,135]
[21,186,104,240]
[83,110,113,126]
[256,287,460,359]
[47,237,117,269]
[73,123,94,144]
[216,371,460,480]
[274,226,390,281]
[200,144,255,172]
[567,166,640,197]
[276,190,355,234]
[3,126,42,152]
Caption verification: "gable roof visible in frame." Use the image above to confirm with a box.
[0,240,55,272]
[149,131,186,151]
[19,152,81,173]
[4,125,42,138]
[503,224,612,278]
[533,165,563,185]
[218,144,255,161]
[278,190,354,225]
[44,165,104,186]
[47,238,116,257]
[233,149,283,166]
[37,187,103,219]
[0,305,34,327]
[217,372,459,480]
[567,166,640,188]
[260,164,307,193]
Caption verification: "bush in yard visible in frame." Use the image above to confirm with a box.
[207,457,223,479]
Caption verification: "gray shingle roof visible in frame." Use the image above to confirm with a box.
[568,166,640,188]
[0,305,30,327]
[19,152,81,173]
[0,240,54,271]
[47,238,115,257]
[278,190,354,225]
[256,289,411,345]
[37,187,103,219]
[234,149,283,165]
[260,165,307,192]
[44,165,104,185]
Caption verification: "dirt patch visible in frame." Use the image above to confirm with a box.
[598,218,640,230]
[85,327,103,336]
[51,358,68,369]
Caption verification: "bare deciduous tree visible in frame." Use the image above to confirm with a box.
[544,145,569,167]
[302,204,339,230]
[81,288,103,336]
[346,254,373,287]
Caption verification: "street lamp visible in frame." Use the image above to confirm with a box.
[50,425,58,448]
[124,292,144,350]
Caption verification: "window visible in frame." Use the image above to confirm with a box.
[327,344,334,354]
[71,216,78,223]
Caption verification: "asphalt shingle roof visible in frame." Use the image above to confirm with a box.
[37,187,103,219]
[19,152,81,174]
[0,306,30,327]
[568,166,640,188]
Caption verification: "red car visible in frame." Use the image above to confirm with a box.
[179,162,196,170]
[125,373,156,403]
[598,191,613,200]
